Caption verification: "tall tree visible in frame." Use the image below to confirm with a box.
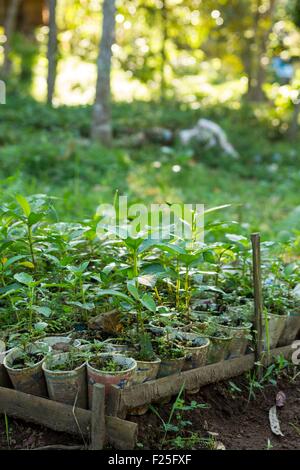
[47,0,58,105]
[160,0,168,100]
[91,0,116,146]
[2,0,22,76]
[246,0,277,102]
[288,0,300,138]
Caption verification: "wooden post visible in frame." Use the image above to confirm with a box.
[106,385,123,417]
[251,233,263,378]
[90,384,105,450]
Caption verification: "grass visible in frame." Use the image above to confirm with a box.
[0,92,300,240]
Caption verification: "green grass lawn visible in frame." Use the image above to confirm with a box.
[0,94,300,242]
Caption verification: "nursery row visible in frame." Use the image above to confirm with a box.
[0,195,299,412]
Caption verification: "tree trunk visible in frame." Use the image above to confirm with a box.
[160,0,168,101]
[91,0,116,146]
[47,0,57,105]
[246,0,276,102]
[288,100,300,139]
[2,0,22,77]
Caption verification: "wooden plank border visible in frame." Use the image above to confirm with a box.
[0,385,137,450]
[0,343,293,447]
[115,344,293,416]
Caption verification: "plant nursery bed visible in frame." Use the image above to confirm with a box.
[107,344,293,418]
[0,344,294,450]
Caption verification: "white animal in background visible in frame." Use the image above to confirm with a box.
[179,118,239,158]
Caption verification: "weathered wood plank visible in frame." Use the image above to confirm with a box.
[90,384,105,450]
[118,345,293,412]
[251,232,264,379]
[106,385,124,417]
[0,385,91,436]
[0,385,137,449]
[106,416,137,450]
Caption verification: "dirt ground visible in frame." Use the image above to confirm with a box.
[0,372,299,450]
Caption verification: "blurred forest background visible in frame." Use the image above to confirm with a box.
[0,0,300,243]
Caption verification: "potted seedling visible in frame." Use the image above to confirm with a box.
[86,352,137,407]
[171,331,210,371]
[126,332,161,415]
[278,285,300,346]
[155,336,186,378]
[192,323,233,364]
[75,338,112,353]
[104,335,135,354]
[131,332,161,383]
[65,262,95,326]
[39,335,73,353]
[263,284,289,350]
[214,303,253,358]
[42,348,87,408]
[148,308,186,334]
[3,335,50,396]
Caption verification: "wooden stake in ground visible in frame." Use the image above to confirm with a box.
[251,233,263,378]
[90,383,105,450]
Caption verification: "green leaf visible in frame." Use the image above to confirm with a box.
[13,272,34,286]
[140,293,156,313]
[28,212,44,226]
[19,261,35,269]
[32,306,52,318]
[2,255,27,269]
[137,274,157,288]
[127,280,140,301]
[154,242,186,256]
[16,195,31,217]
[34,322,48,332]
[96,289,134,304]
[204,204,231,215]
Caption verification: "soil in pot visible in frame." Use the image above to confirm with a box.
[43,351,87,409]
[3,343,49,397]
[37,336,73,354]
[278,312,300,347]
[262,312,287,350]
[75,339,112,354]
[104,337,135,355]
[87,353,137,408]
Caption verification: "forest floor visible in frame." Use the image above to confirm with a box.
[1,372,299,450]
[1,96,300,240]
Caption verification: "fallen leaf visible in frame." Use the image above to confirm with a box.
[269,405,284,436]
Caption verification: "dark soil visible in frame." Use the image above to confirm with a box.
[11,352,44,369]
[89,355,127,372]
[0,418,83,450]
[130,372,300,450]
[1,371,299,450]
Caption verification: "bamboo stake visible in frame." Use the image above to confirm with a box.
[251,233,263,378]
[90,384,105,450]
